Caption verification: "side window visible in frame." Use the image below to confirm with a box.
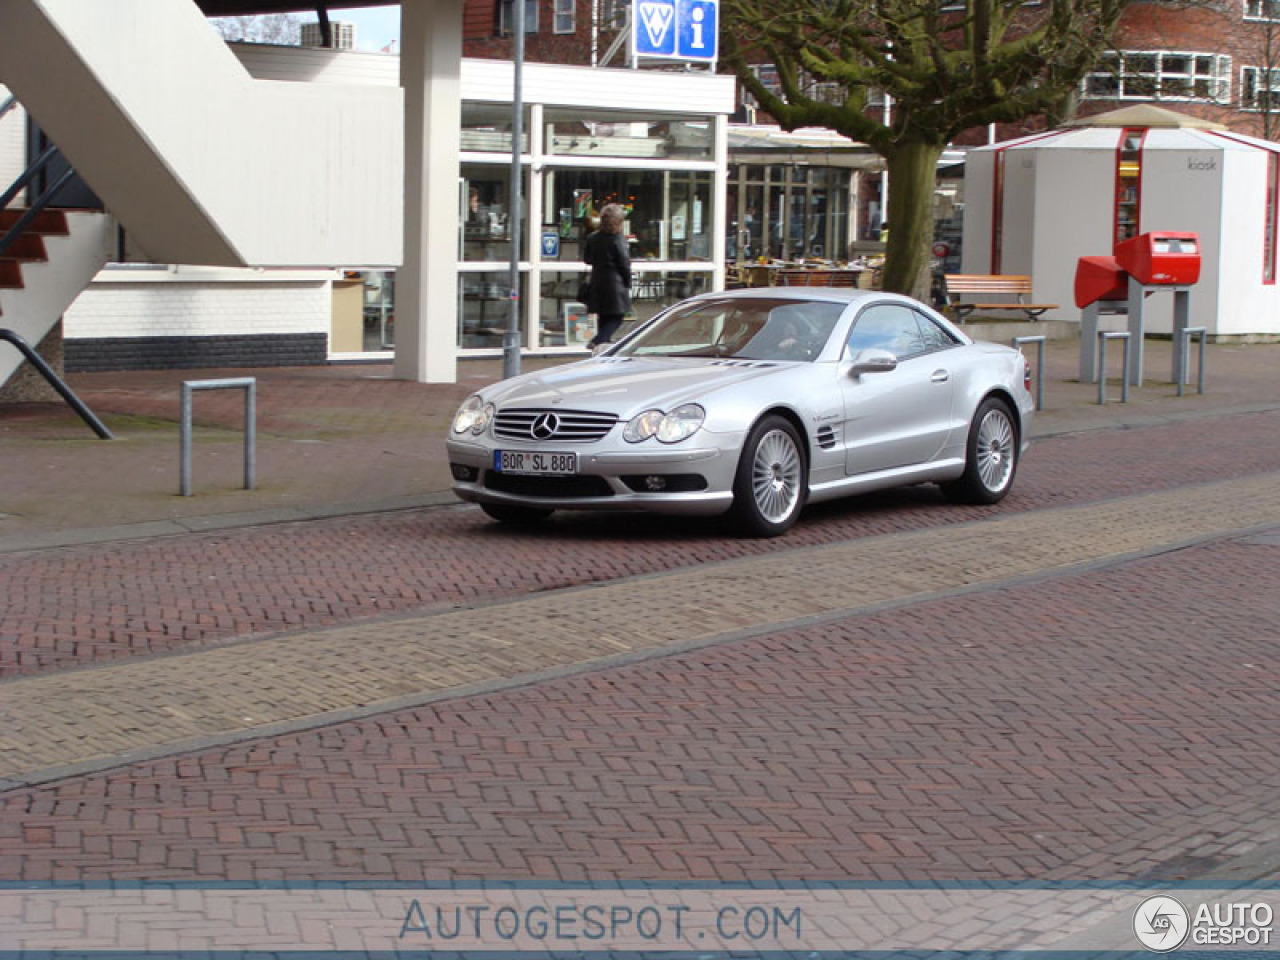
[912,310,960,353]
[846,304,927,360]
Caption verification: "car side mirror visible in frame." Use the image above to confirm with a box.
[848,348,898,377]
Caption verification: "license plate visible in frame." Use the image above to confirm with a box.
[494,450,578,475]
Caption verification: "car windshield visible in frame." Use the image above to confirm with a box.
[612,298,845,362]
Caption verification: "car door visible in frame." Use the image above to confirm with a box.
[840,302,957,475]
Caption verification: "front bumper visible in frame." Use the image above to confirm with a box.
[446,433,743,515]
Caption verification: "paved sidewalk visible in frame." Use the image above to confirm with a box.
[1,337,1278,548]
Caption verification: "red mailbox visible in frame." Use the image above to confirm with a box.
[1114,231,1201,286]
[1074,255,1128,308]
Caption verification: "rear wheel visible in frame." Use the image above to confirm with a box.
[942,397,1018,504]
[480,503,554,526]
[728,415,807,537]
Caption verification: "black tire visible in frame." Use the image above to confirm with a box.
[728,415,808,538]
[480,502,554,526]
[942,396,1019,505]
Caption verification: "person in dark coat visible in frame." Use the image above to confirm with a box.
[583,203,632,348]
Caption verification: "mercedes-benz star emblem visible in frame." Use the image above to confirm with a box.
[530,413,560,440]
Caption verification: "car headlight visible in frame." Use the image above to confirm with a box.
[623,409,664,443]
[451,396,494,435]
[623,404,705,444]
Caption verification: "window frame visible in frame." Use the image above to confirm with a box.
[1245,0,1280,21]
[1082,50,1232,103]
[1241,64,1280,111]
[496,0,539,36]
[553,0,576,34]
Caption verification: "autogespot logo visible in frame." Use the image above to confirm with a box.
[1134,895,1191,952]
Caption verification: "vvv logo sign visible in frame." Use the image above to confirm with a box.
[638,1,675,51]
[632,0,718,62]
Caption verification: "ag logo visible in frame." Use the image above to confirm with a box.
[1134,896,1190,952]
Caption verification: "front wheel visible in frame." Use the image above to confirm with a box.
[480,502,554,526]
[942,397,1019,505]
[728,415,808,537]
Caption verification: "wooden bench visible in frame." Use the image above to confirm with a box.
[943,274,1058,321]
[777,268,861,288]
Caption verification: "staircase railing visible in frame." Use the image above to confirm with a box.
[0,329,112,438]
[0,143,76,258]
[0,117,111,439]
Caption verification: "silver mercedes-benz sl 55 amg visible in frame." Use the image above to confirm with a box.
[447,287,1033,537]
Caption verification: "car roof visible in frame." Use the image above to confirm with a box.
[689,288,927,308]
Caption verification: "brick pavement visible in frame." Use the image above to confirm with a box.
[1,337,1279,902]
[1,469,1278,788]
[1,529,1276,885]
[5,408,1280,679]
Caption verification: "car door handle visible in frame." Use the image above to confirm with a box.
[931,369,950,383]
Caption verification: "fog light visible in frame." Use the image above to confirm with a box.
[644,475,667,491]
[451,463,478,482]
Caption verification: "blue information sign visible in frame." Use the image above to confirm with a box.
[634,0,717,63]
[540,231,560,259]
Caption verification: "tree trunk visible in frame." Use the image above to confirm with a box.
[881,141,945,300]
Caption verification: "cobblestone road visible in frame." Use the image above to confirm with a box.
[1,403,1278,895]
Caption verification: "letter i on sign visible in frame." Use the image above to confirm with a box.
[691,6,703,47]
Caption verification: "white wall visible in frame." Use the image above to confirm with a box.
[1029,145,1118,322]
[1138,146,1226,333]
[999,150,1037,276]
[63,273,332,339]
[960,151,995,274]
[1214,148,1280,336]
[0,85,25,188]
[230,43,736,116]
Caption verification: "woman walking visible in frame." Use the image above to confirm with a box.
[583,203,632,349]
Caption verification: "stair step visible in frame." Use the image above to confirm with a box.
[0,233,48,262]
[0,209,69,236]
[0,260,24,289]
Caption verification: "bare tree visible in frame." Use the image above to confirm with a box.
[1243,0,1280,140]
[723,0,1130,296]
[210,14,302,45]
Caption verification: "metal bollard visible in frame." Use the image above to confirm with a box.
[1011,334,1046,411]
[1178,326,1207,397]
[1098,331,1131,405]
[179,378,257,496]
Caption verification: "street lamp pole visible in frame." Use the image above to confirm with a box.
[503,0,526,378]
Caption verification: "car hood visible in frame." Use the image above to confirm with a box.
[481,356,786,417]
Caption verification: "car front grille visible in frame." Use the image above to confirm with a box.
[493,408,618,443]
[484,471,614,498]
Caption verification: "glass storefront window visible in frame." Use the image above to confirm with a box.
[461,164,528,262]
[539,271,593,347]
[362,271,395,350]
[728,165,854,265]
[461,102,529,154]
[542,168,713,263]
[543,109,712,160]
[629,270,712,324]
[459,271,526,349]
